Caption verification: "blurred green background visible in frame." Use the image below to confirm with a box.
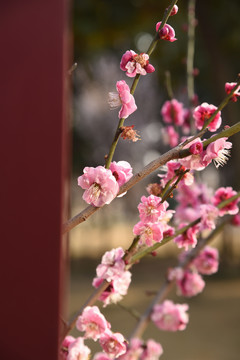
[68,0,240,359]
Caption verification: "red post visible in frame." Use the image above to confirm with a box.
[0,1,71,359]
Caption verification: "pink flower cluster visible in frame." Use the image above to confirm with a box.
[78,161,132,207]
[174,223,199,251]
[193,102,222,132]
[120,50,155,77]
[161,99,184,125]
[151,300,189,332]
[212,187,240,217]
[108,80,137,119]
[192,246,219,275]
[160,99,191,148]
[158,161,193,188]
[63,306,127,359]
[175,180,213,224]
[168,267,205,297]
[61,336,90,360]
[133,195,175,247]
[118,338,163,360]
[179,137,232,171]
[92,247,132,306]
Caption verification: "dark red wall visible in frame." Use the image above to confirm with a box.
[0,1,71,359]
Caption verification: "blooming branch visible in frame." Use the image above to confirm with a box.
[63,121,240,234]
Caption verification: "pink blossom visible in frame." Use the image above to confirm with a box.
[199,204,219,230]
[76,306,110,341]
[169,4,178,16]
[176,270,205,297]
[141,339,163,360]
[156,22,177,42]
[137,195,168,223]
[61,336,76,360]
[108,80,137,119]
[189,140,203,155]
[99,330,127,358]
[67,337,91,360]
[109,161,133,187]
[120,50,155,77]
[192,246,219,275]
[178,138,208,171]
[93,271,131,307]
[212,187,239,216]
[118,338,143,360]
[78,166,119,207]
[168,267,184,281]
[161,99,184,125]
[93,353,112,360]
[133,221,164,246]
[151,300,189,331]
[95,247,125,281]
[231,213,240,226]
[174,224,199,251]
[158,161,182,187]
[92,247,132,306]
[193,102,222,132]
[202,137,232,168]
[162,125,179,147]
[225,82,240,102]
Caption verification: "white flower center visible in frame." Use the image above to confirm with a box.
[214,148,231,168]
[108,92,122,109]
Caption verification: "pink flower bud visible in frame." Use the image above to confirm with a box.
[189,141,203,155]
[169,5,178,16]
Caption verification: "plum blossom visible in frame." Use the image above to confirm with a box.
[193,102,222,132]
[76,306,110,341]
[158,161,192,188]
[178,137,207,171]
[162,125,179,147]
[109,161,133,187]
[161,99,184,125]
[120,50,155,77]
[137,195,168,223]
[174,224,199,251]
[93,353,112,360]
[92,248,132,306]
[141,339,163,360]
[133,221,164,246]
[175,181,213,223]
[199,204,219,230]
[225,82,240,102]
[175,270,205,297]
[118,338,143,360]
[192,246,219,275]
[212,187,240,216]
[156,22,177,42]
[61,336,75,360]
[99,329,127,358]
[151,300,189,331]
[108,80,137,119]
[202,137,232,168]
[67,337,91,360]
[78,166,119,207]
